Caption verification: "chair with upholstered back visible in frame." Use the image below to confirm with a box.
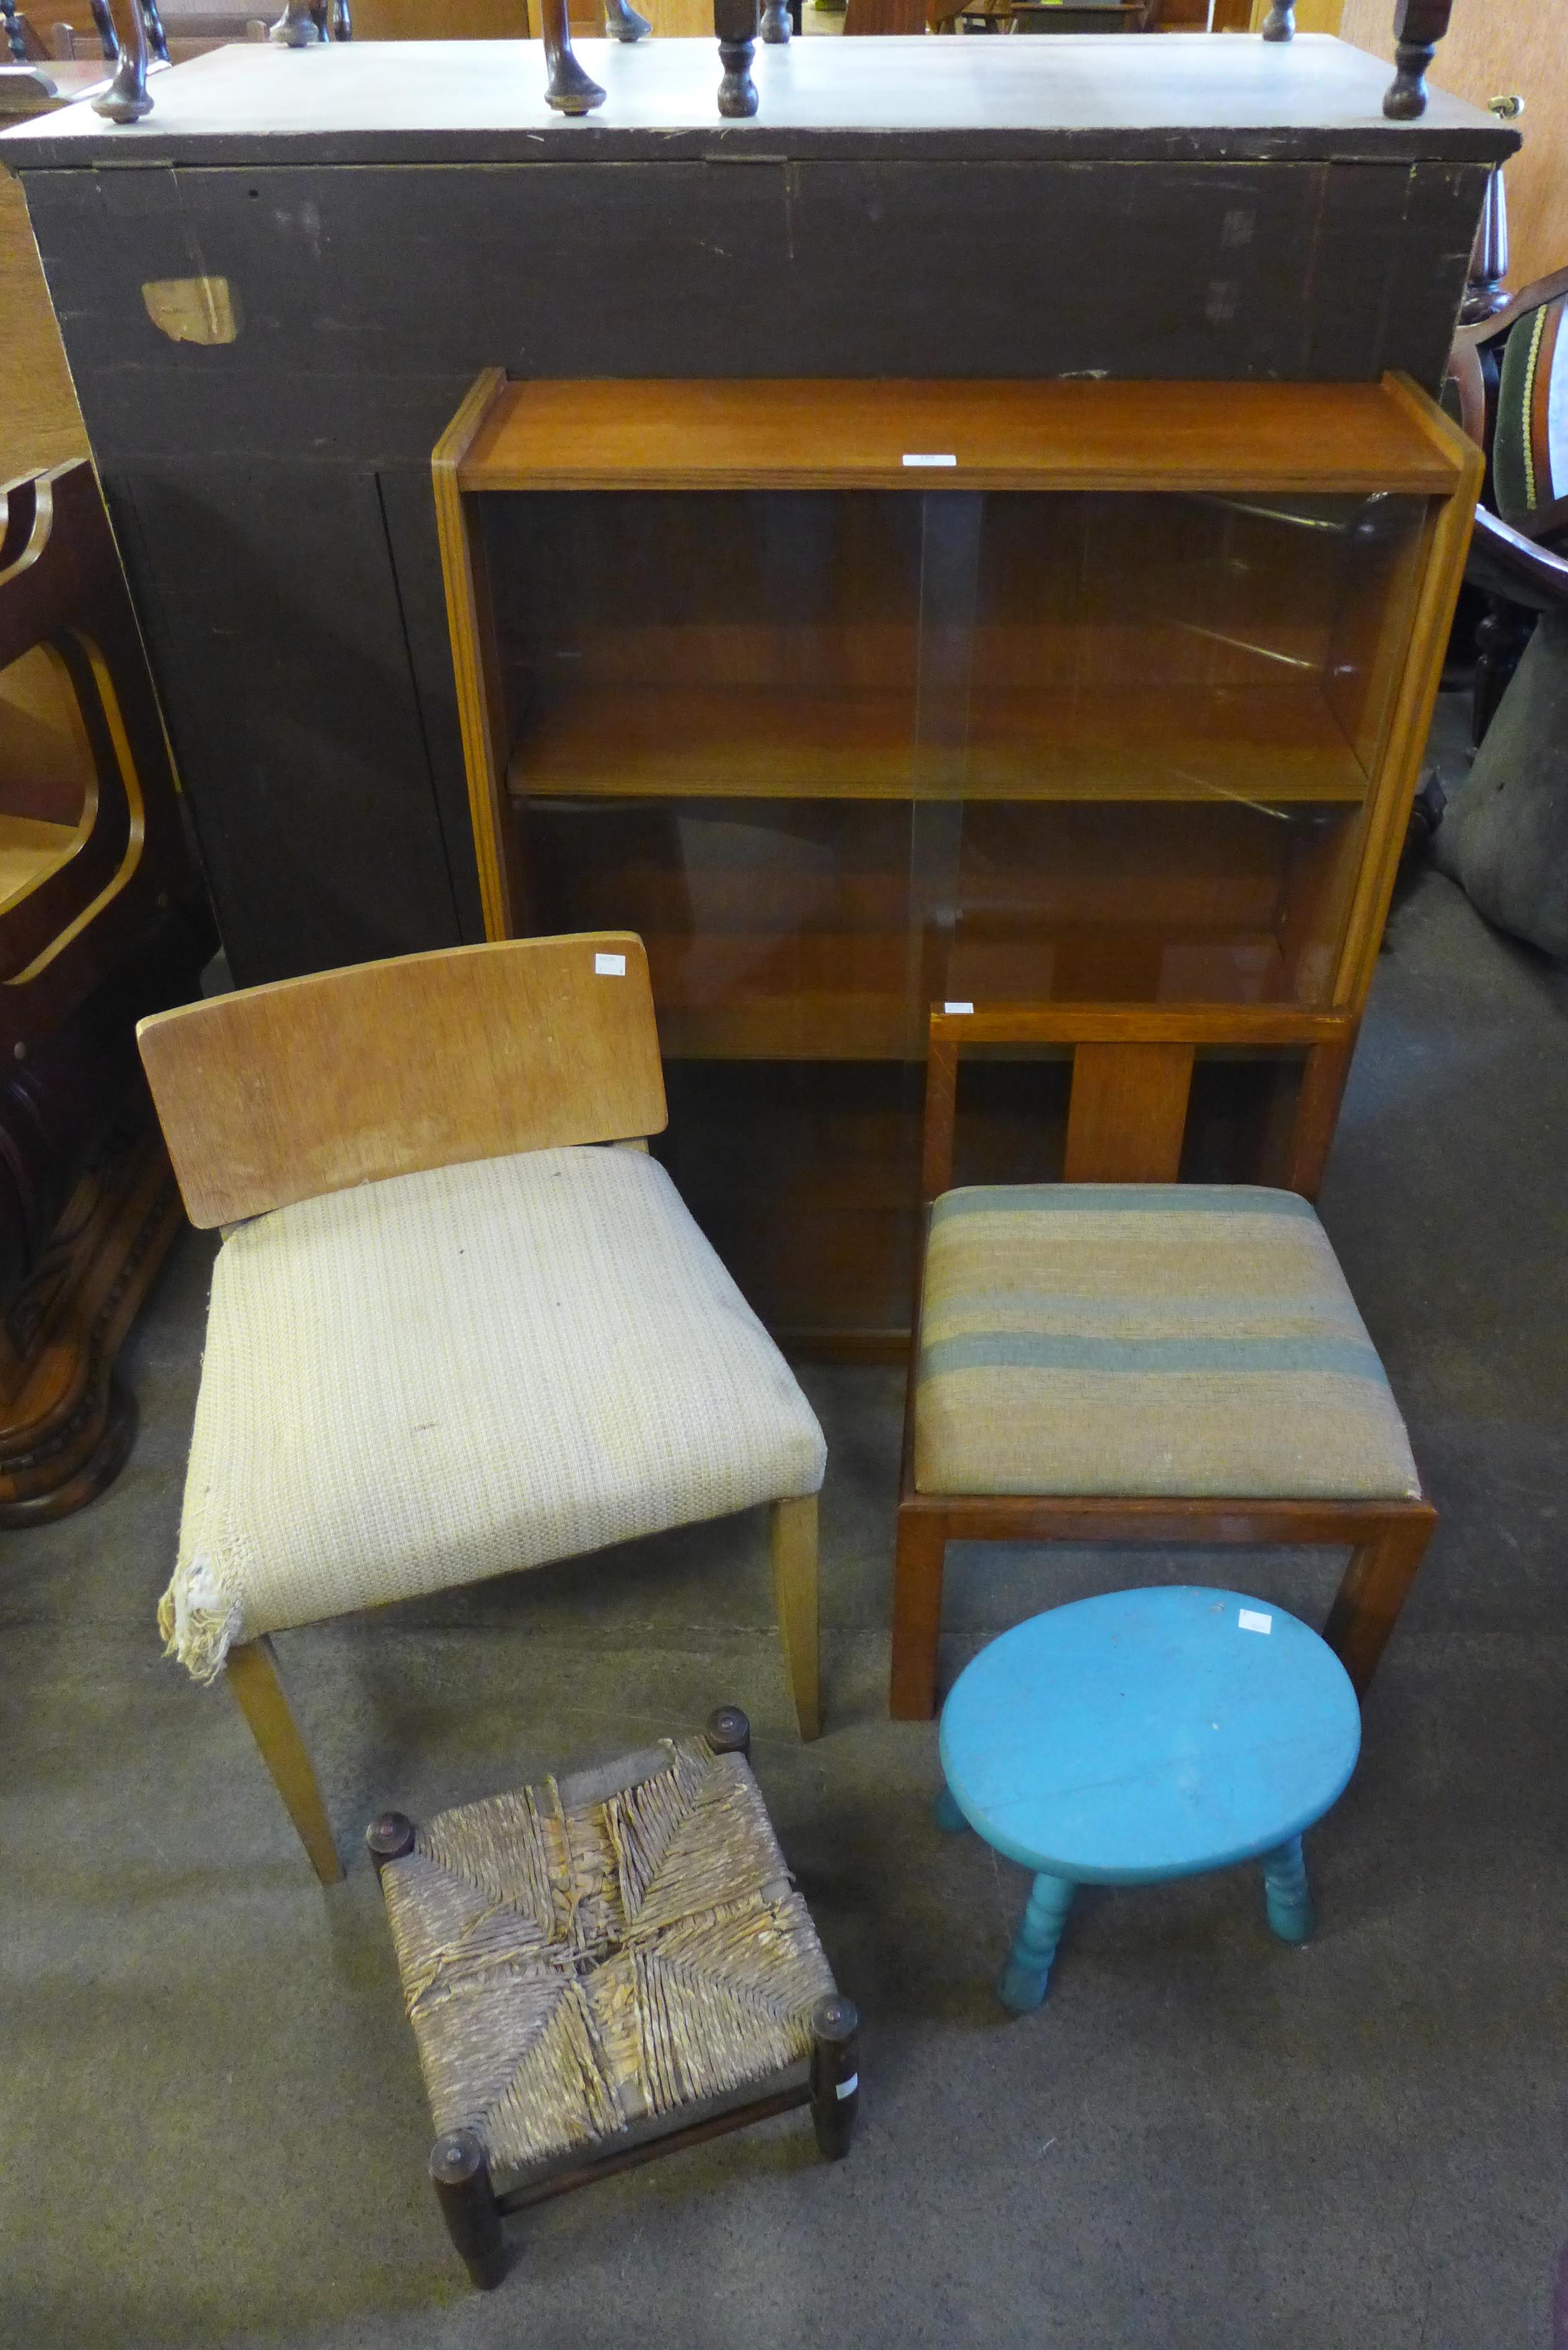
[139,932,827,1882]
[890,1000,1435,1720]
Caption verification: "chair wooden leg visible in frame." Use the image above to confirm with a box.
[1322,1507,1437,1697]
[890,1504,948,1721]
[770,1493,821,1741]
[225,1635,343,1883]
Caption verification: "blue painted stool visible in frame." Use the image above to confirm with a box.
[936,1587,1361,2013]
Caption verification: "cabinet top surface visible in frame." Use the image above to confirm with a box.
[0,35,1514,169]
[455,375,1471,494]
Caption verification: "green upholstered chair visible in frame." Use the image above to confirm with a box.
[889,1001,1435,1722]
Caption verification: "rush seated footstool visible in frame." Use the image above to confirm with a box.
[370,1707,859,2287]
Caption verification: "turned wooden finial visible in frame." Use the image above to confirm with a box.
[1383,0,1454,122]
[365,1810,418,1875]
[540,0,607,113]
[705,1704,752,1759]
[91,0,153,121]
[715,0,759,119]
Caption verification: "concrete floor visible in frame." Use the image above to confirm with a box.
[4,858,1567,2349]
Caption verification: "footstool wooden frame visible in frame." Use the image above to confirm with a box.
[370,1707,859,2288]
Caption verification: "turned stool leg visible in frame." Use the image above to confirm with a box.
[934,1784,968,1833]
[430,2128,506,2290]
[809,1993,860,2160]
[1261,1835,1316,1945]
[999,1871,1076,2013]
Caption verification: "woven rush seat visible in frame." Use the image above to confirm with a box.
[371,1714,858,2286]
[915,1184,1420,1502]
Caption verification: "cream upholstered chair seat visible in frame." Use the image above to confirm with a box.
[138,932,828,1886]
[163,1145,825,1682]
[914,1184,1419,1502]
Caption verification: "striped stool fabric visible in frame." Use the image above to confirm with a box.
[915,1184,1419,1501]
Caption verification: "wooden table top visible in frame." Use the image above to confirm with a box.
[1,34,1516,169]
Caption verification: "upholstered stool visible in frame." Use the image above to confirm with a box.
[370,1708,859,2287]
[936,1588,1360,2013]
[893,998,1439,1725]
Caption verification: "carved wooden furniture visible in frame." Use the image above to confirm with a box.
[435,371,1478,1351]
[889,999,1437,1721]
[935,1589,1360,2011]
[137,930,828,1883]
[370,1705,857,2288]
[0,460,212,1520]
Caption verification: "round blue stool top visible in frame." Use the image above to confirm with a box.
[938,1588,1360,1886]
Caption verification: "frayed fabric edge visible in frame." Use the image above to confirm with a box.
[158,1550,245,1684]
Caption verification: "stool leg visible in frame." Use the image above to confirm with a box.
[890,1505,948,1720]
[999,1871,1076,2013]
[809,1993,860,2160]
[934,1783,968,1833]
[430,2129,506,2290]
[1261,1835,1316,1945]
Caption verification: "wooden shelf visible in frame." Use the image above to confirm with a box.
[507,681,1370,806]
[641,929,1295,1060]
[460,375,1465,499]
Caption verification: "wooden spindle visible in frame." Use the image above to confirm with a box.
[715,0,758,118]
[1259,1,1293,37]
[1383,0,1454,122]
[540,0,605,113]
[91,0,152,121]
[269,0,322,41]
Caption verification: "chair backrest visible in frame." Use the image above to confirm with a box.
[137,930,669,1228]
[920,1001,1358,1208]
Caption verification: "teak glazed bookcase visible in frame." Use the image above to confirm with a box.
[435,372,1479,1354]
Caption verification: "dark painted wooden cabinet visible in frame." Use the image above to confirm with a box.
[2,37,1511,988]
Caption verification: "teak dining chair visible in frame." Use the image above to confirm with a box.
[139,933,827,1883]
[890,1003,1435,1721]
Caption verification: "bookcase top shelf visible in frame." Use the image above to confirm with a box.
[456,375,1467,499]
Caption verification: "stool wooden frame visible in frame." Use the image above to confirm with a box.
[368,1707,859,2291]
[889,1001,1437,1721]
